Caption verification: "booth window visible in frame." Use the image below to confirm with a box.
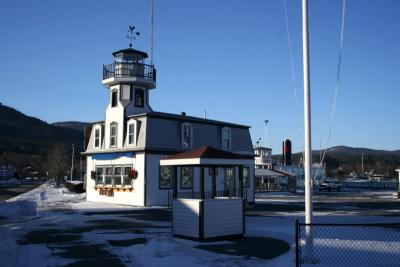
[180,167,193,189]
[242,167,250,187]
[160,166,173,189]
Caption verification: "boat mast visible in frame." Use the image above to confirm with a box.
[302,0,313,260]
[361,154,364,178]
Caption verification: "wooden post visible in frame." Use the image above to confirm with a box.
[200,166,205,199]
[173,166,177,199]
[211,167,216,199]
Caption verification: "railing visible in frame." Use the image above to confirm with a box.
[295,220,400,267]
[103,62,156,82]
[167,189,247,208]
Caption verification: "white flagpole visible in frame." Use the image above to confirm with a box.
[302,0,313,261]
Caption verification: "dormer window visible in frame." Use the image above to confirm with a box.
[127,121,136,146]
[110,122,117,147]
[111,90,118,107]
[182,123,192,148]
[94,127,101,148]
[222,127,231,151]
[135,88,144,107]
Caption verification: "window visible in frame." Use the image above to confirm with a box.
[160,166,173,189]
[110,123,117,147]
[135,88,144,107]
[224,167,235,191]
[181,123,192,148]
[94,128,100,148]
[242,167,250,187]
[180,167,193,189]
[121,84,131,100]
[95,167,104,185]
[105,167,113,185]
[113,166,122,186]
[124,166,132,186]
[128,122,136,145]
[111,90,118,107]
[222,127,231,151]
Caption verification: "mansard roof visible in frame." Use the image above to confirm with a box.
[128,111,251,129]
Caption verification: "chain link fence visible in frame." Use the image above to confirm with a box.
[296,221,400,267]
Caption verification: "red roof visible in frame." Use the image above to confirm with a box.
[165,146,254,160]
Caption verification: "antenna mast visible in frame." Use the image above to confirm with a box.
[149,0,154,64]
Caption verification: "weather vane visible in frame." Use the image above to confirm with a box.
[127,25,140,48]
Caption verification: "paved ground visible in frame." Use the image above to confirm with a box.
[2,186,399,266]
[251,189,400,217]
[0,182,44,202]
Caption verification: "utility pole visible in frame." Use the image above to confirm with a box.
[302,0,313,261]
[71,144,75,181]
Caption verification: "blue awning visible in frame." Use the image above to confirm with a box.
[92,152,135,160]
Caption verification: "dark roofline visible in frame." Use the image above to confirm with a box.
[127,111,251,129]
[112,48,148,58]
[165,146,254,160]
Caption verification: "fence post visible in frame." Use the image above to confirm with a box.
[295,218,299,267]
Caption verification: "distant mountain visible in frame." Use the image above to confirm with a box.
[325,146,400,156]
[280,146,400,177]
[0,103,84,155]
[52,121,90,132]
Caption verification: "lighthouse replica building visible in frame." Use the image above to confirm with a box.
[83,44,255,207]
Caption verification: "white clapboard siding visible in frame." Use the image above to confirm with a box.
[173,199,200,238]
[204,198,243,238]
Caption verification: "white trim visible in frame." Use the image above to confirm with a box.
[160,158,253,166]
[126,119,137,147]
[110,122,118,148]
[93,124,102,149]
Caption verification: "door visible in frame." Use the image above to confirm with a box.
[224,168,235,197]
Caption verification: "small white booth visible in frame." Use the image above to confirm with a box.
[160,146,253,241]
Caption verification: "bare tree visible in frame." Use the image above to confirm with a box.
[45,144,69,187]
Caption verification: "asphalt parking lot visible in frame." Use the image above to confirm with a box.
[251,189,400,217]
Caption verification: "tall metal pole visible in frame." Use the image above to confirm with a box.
[149,0,154,65]
[71,144,75,181]
[302,0,313,261]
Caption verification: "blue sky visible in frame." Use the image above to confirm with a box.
[1,0,399,153]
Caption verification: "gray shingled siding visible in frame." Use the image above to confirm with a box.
[145,117,253,154]
[85,115,253,154]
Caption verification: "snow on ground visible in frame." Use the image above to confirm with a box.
[0,184,399,266]
[0,183,294,266]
